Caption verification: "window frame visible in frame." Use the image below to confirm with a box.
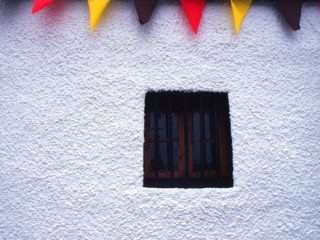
[143,91,233,188]
[144,111,185,178]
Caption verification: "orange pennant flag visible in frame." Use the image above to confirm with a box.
[180,0,206,33]
[231,0,252,33]
[32,0,54,14]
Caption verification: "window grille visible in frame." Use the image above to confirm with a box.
[144,91,233,188]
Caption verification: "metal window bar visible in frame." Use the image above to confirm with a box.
[199,96,205,182]
[184,95,189,187]
[154,95,159,184]
[209,110,216,171]
[167,96,174,178]
[214,97,221,186]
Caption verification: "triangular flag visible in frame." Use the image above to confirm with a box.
[135,0,158,25]
[32,0,54,14]
[276,0,303,31]
[180,0,206,33]
[231,0,252,33]
[88,0,110,31]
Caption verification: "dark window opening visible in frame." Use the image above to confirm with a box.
[144,91,233,188]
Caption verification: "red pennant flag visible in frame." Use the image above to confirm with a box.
[32,0,54,14]
[135,0,158,25]
[276,0,303,31]
[180,0,206,33]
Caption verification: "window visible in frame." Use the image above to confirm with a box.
[144,91,233,188]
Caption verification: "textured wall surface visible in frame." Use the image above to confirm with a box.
[0,1,320,239]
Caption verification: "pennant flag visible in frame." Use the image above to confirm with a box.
[32,0,54,14]
[276,0,303,31]
[180,0,206,33]
[231,0,252,33]
[135,0,158,25]
[88,0,110,31]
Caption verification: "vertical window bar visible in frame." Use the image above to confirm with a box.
[154,95,159,182]
[184,95,189,187]
[214,97,221,185]
[211,98,218,172]
[165,113,170,172]
[210,110,216,171]
[168,96,174,178]
[200,96,205,182]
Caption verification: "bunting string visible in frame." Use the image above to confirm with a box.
[31,0,307,33]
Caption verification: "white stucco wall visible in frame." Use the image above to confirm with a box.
[1,1,320,239]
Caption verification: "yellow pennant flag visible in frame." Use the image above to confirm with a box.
[88,0,110,31]
[231,0,252,33]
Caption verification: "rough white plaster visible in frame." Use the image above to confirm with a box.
[0,1,320,239]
